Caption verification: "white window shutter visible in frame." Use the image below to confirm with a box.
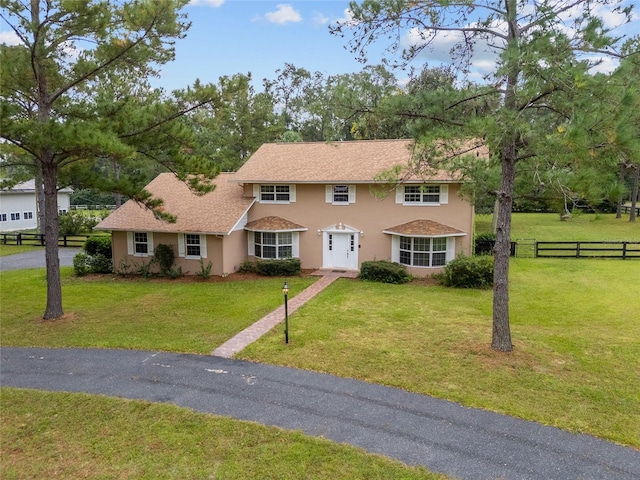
[178,234,185,257]
[147,232,154,255]
[446,237,456,263]
[289,184,296,202]
[127,232,133,255]
[248,231,254,256]
[200,234,207,258]
[325,185,333,203]
[395,185,404,204]
[440,184,449,204]
[253,184,260,198]
[292,232,299,257]
[348,185,356,203]
[391,236,400,262]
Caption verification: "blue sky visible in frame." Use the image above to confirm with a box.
[159,1,374,91]
[1,0,637,93]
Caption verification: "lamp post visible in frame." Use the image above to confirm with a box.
[282,281,289,344]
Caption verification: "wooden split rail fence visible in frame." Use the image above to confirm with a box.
[535,241,640,259]
[0,233,94,248]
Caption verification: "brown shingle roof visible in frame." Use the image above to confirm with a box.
[383,219,467,237]
[245,216,307,231]
[234,139,485,183]
[95,172,254,235]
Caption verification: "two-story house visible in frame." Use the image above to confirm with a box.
[96,139,484,277]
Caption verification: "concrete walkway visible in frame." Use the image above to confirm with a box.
[213,270,356,357]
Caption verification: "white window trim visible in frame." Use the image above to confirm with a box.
[325,185,356,205]
[395,184,448,206]
[253,184,296,204]
[178,233,207,259]
[10,212,20,221]
[127,231,154,257]
[248,230,300,259]
[0,213,6,222]
[391,235,457,268]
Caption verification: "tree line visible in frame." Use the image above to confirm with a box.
[1,0,637,352]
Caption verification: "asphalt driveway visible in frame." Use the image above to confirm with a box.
[0,248,80,271]
[2,347,639,480]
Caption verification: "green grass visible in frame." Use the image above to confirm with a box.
[238,259,640,448]
[475,212,640,241]
[0,268,316,353]
[0,244,43,256]
[1,388,441,480]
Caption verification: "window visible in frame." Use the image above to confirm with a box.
[399,236,448,267]
[404,185,440,203]
[134,232,149,254]
[185,234,201,257]
[326,185,355,204]
[260,185,290,202]
[127,232,153,256]
[333,185,349,203]
[254,231,294,259]
[0,213,7,222]
[10,212,20,221]
[23,211,33,220]
[58,209,67,214]
[397,184,448,205]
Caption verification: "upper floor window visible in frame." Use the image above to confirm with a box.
[325,185,356,205]
[261,185,290,202]
[396,184,448,205]
[23,211,34,220]
[0,213,7,222]
[10,212,20,221]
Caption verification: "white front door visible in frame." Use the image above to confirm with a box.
[323,232,358,269]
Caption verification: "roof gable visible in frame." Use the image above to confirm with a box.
[95,172,253,235]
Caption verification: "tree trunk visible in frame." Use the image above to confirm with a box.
[616,162,625,219]
[34,162,45,233]
[630,164,639,223]
[42,159,64,320]
[492,151,515,352]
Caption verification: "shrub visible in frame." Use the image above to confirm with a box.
[474,232,496,255]
[359,260,411,284]
[59,211,100,235]
[239,260,258,273]
[197,258,213,279]
[73,253,91,276]
[84,236,112,258]
[434,254,494,289]
[256,258,301,276]
[153,244,176,276]
[88,253,113,274]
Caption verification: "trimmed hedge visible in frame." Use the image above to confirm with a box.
[434,254,494,288]
[256,258,301,276]
[359,260,411,284]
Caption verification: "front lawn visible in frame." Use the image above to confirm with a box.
[1,388,440,480]
[1,260,638,447]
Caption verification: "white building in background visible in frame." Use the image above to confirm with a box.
[0,180,73,232]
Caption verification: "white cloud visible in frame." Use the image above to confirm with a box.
[312,11,330,26]
[263,4,302,25]
[189,0,225,6]
[0,30,21,46]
